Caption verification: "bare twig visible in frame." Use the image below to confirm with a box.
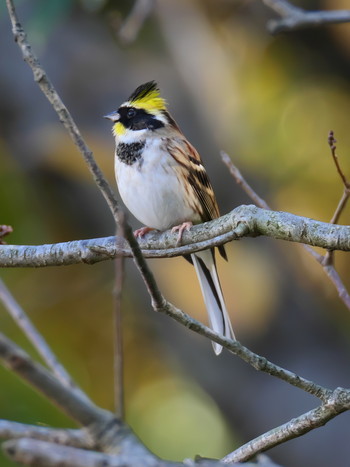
[5,0,119,221]
[158,300,331,401]
[262,0,350,34]
[223,387,350,463]
[328,131,350,190]
[221,152,350,310]
[114,212,125,420]
[323,131,350,266]
[327,131,350,225]
[220,151,270,210]
[118,0,155,44]
[0,279,90,403]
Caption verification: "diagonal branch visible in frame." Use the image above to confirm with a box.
[0,332,113,429]
[324,131,350,266]
[0,279,90,403]
[220,153,350,310]
[5,0,119,220]
[118,0,156,44]
[6,0,168,320]
[262,0,350,34]
[158,300,331,401]
[222,387,350,463]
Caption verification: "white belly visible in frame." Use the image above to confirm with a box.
[115,141,199,231]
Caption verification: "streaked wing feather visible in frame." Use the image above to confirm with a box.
[167,137,227,261]
[167,138,219,222]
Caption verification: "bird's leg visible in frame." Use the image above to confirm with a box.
[134,226,154,238]
[171,221,193,246]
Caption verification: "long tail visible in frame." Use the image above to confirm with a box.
[191,249,235,355]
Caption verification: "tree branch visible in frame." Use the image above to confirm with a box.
[157,300,331,401]
[0,420,91,449]
[262,0,350,34]
[113,213,125,420]
[0,206,349,268]
[0,279,90,403]
[117,0,155,45]
[221,152,350,310]
[5,0,119,220]
[223,387,350,463]
[0,332,112,429]
[2,438,165,467]
[0,332,157,458]
[5,0,164,316]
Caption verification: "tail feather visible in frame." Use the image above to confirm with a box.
[191,250,235,355]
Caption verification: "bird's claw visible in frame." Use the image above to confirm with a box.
[134,226,154,238]
[171,221,193,246]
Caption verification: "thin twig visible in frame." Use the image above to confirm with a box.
[220,151,270,210]
[118,0,155,44]
[323,131,350,266]
[114,212,126,420]
[220,151,350,311]
[262,0,350,34]
[328,131,350,190]
[158,300,331,401]
[0,279,90,403]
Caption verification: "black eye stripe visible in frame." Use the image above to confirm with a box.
[118,106,164,131]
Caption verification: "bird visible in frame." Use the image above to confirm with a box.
[105,81,234,354]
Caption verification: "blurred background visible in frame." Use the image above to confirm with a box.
[1,0,350,466]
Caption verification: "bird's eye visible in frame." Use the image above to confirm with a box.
[127,108,136,119]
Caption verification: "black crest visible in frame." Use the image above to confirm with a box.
[128,81,159,103]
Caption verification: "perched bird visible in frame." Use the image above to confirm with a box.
[105,81,234,354]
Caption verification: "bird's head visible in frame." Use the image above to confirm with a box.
[104,81,173,139]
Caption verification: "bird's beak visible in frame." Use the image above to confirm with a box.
[104,111,120,122]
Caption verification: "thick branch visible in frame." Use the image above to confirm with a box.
[0,420,91,449]
[263,0,350,34]
[2,438,279,467]
[2,438,165,467]
[0,333,158,457]
[0,205,349,268]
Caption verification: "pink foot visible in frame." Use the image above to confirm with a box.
[134,226,154,238]
[171,221,193,245]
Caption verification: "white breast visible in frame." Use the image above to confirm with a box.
[115,138,199,231]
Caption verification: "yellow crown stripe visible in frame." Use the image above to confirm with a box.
[128,90,167,112]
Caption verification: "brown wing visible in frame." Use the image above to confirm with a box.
[167,137,219,222]
[166,137,227,261]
